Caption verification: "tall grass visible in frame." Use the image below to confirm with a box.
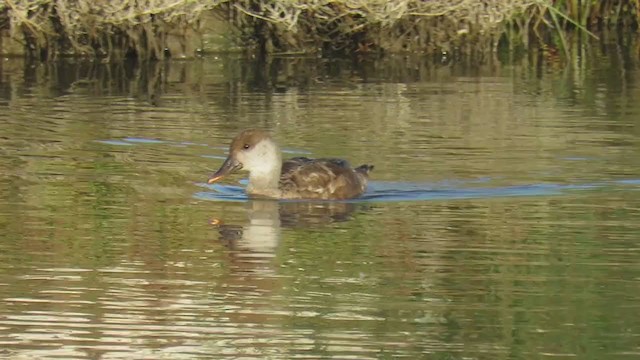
[0,0,638,60]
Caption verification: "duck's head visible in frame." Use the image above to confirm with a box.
[208,129,282,184]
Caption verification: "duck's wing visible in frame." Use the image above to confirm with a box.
[280,158,369,199]
[281,157,313,174]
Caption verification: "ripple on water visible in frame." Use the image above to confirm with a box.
[194,179,640,203]
[2,59,640,360]
[95,136,640,203]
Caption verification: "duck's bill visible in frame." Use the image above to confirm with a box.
[208,157,242,184]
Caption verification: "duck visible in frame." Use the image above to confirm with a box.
[207,129,373,200]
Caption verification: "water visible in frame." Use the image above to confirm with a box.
[1,54,640,359]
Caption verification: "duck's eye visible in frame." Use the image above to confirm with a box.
[243,144,250,150]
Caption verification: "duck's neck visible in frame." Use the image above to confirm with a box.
[248,166,281,191]
[246,142,282,196]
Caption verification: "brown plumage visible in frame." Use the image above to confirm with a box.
[208,129,373,200]
[279,157,373,199]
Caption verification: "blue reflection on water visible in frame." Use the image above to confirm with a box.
[194,179,640,203]
[96,137,639,202]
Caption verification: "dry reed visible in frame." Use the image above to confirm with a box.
[0,0,638,60]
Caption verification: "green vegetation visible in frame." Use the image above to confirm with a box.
[0,0,638,60]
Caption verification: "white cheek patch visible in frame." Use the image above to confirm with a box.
[245,140,280,174]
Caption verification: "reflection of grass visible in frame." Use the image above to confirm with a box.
[271,194,640,358]
[2,1,638,60]
[1,54,640,358]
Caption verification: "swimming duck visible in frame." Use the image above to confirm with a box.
[207,129,373,200]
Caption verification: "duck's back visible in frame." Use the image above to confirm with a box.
[279,157,373,199]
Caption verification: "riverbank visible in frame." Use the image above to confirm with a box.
[1,1,638,60]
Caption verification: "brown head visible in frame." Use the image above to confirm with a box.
[208,129,282,186]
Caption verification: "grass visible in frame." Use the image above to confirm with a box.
[0,0,638,61]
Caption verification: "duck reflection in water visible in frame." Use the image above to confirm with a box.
[211,200,368,270]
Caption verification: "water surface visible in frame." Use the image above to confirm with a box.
[1,54,640,359]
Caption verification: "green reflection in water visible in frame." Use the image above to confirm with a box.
[0,52,639,359]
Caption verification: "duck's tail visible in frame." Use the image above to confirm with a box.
[355,164,374,177]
